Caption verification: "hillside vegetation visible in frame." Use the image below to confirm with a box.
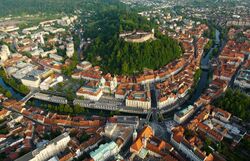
[213,88,250,122]
[85,10,182,75]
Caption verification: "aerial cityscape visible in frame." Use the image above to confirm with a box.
[0,0,249,161]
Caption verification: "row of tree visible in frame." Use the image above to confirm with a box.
[27,99,123,117]
[27,100,87,114]
[0,84,12,98]
[0,69,29,95]
[193,68,202,85]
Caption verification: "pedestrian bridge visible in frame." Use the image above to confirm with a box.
[200,64,210,71]
[20,91,37,105]
[20,91,68,105]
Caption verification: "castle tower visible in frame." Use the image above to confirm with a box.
[40,34,45,45]
[100,77,106,88]
[151,28,155,39]
[112,76,118,88]
[152,28,155,34]
[133,130,137,141]
[0,45,10,62]
[66,42,74,58]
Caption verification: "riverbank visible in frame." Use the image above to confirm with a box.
[177,29,221,108]
[0,76,147,118]
[0,69,29,95]
[0,77,24,100]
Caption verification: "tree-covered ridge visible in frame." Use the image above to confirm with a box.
[85,10,182,75]
[84,9,155,42]
[0,0,119,17]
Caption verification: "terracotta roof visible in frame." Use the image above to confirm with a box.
[59,152,74,161]
[213,108,231,119]
[130,126,153,152]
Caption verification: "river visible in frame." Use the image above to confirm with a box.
[0,77,145,117]
[162,30,221,118]
[0,78,23,100]
[188,29,220,104]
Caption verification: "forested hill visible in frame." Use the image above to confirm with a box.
[84,10,182,75]
[86,33,182,75]
[0,0,120,17]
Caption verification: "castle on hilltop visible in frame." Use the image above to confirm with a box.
[119,29,155,43]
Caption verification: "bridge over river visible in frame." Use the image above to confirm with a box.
[20,90,68,105]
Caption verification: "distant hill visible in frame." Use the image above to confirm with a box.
[0,0,116,17]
